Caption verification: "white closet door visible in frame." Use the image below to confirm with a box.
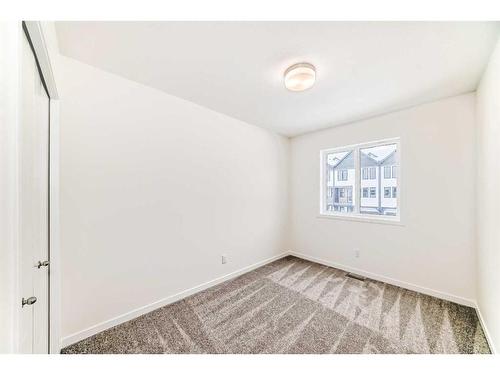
[19,28,50,354]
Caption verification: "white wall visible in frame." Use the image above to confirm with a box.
[476,36,500,353]
[58,56,289,342]
[290,94,477,305]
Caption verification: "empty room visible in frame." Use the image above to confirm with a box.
[2,3,500,370]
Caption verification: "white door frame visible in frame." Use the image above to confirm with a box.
[21,21,61,354]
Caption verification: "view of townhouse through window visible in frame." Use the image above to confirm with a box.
[323,140,399,217]
[326,150,355,213]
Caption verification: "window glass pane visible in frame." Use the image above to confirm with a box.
[384,166,391,178]
[338,169,348,181]
[359,143,398,216]
[325,150,355,213]
[392,166,397,178]
[362,188,368,198]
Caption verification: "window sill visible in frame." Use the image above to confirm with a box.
[317,213,405,226]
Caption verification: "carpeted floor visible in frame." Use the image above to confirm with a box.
[62,256,490,354]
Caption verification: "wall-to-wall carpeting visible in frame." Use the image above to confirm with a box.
[62,256,490,354]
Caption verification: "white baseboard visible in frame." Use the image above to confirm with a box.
[60,252,289,349]
[289,251,476,308]
[474,303,496,354]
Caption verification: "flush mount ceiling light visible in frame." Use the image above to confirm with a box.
[284,62,316,92]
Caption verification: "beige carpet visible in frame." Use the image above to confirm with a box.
[62,256,490,354]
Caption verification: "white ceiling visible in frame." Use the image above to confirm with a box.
[55,22,499,137]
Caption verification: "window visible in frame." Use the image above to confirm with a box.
[392,166,398,178]
[321,138,400,220]
[362,168,369,180]
[369,167,376,180]
[338,169,348,181]
[384,165,398,179]
[384,166,391,179]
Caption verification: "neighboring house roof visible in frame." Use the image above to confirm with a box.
[360,145,397,164]
[327,151,350,168]
[327,145,397,169]
[380,151,397,165]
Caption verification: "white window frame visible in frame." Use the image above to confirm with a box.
[319,137,401,224]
